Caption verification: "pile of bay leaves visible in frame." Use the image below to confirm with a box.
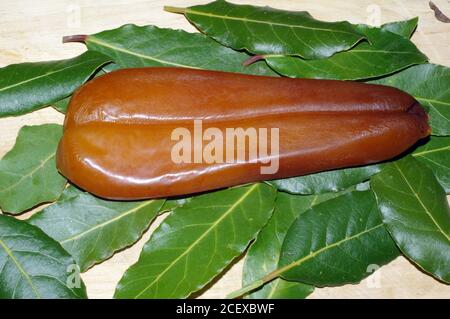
[0,0,448,299]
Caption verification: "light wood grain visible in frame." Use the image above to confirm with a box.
[1,0,449,299]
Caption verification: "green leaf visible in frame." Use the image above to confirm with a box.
[0,124,66,214]
[57,185,84,202]
[370,63,450,136]
[251,277,311,300]
[166,0,364,59]
[371,157,450,283]
[101,63,120,73]
[270,164,382,195]
[278,190,399,286]
[380,17,418,38]
[115,183,276,299]
[0,51,110,118]
[85,24,277,76]
[413,137,450,192]
[244,192,347,299]
[0,214,87,299]
[28,188,164,272]
[265,24,427,80]
[52,96,71,114]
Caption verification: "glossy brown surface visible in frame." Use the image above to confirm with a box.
[57,67,430,199]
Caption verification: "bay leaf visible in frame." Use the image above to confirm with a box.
[114,183,276,299]
[371,157,450,283]
[278,190,399,286]
[269,164,382,195]
[165,0,364,59]
[57,185,84,202]
[413,137,450,192]
[244,191,348,299]
[28,188,164,272]
[0,124,66,214]
[380,17,418,38]
[0,51,110,117]
[52,96,71,114]
[0,214,87,299]
[265,24,427,80]
[85,24,277,76]
[101,62,120,73]
[370,63,450,136]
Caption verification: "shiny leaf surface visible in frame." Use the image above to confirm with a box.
[166,0,364,59]
[265,24,427,80]
[115,183,276,298]
[0,125,66,214]
[371,157,450,283]
[86,24,276,76]
[244,191,348,298]
[29,187,164,272]
[0,51,109,117]
[270,164,382,195]
[0,214,87,299]
[413,137,450,192]
[278,190,399,286]
[52,96,71,114]
[380,17,418,38]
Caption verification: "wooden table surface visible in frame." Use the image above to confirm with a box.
[1,0,449,298]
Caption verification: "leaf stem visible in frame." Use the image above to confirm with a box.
[227,251,308,299]
[242,55,265,67]
[164,6,187,15]
[226,279,265,299]
[62,34,87,44]
[226,265,289,299]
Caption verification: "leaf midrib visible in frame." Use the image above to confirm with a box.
[414,146,450,156]
[133,184,259,298]
[0,153,55,194]
[183,8,360,36]
[87,36,201,69]
[392,161,450,242]
[60,200,156,244]
[0,237,41,298]
[265,195,319,298]
[350,49,422,55]
[267,48,423,60]
[417,97,450,107]
[277,223,384,278]
[0,58,101,93]
[266,279,282,299]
